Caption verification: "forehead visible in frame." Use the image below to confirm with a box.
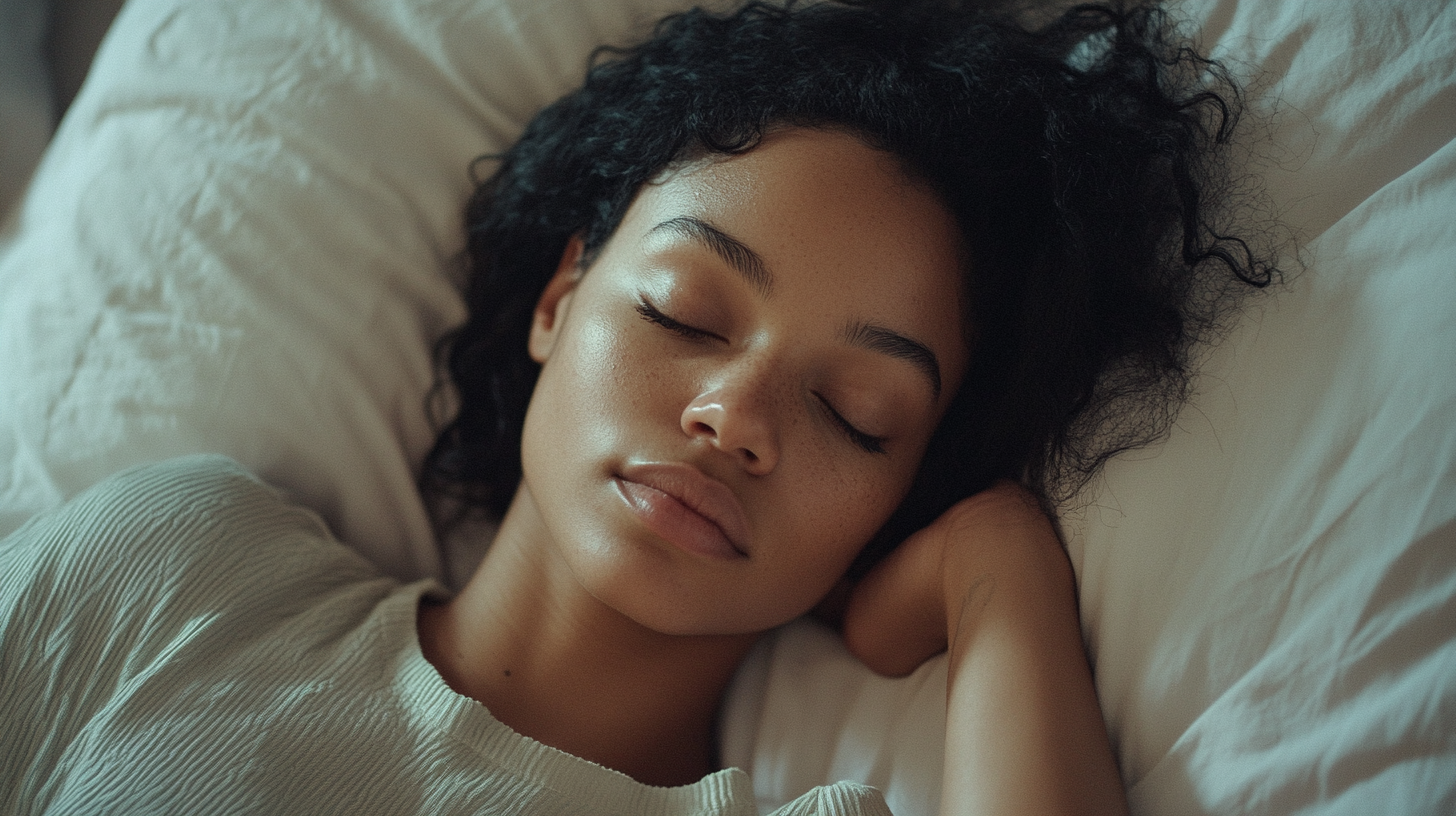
[613,128,969,371]
[651,129,958,264]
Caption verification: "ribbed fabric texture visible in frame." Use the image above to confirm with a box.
[0,456,889,815]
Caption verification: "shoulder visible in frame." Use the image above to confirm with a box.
[0,457,399,806]
[0,454,382,633]
[4,454,328,566]
[10,454,325,555]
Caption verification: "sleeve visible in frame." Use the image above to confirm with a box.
[0,454,380,808]
[767,782,895,816]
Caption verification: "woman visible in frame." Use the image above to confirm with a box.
[0,1,1269,813]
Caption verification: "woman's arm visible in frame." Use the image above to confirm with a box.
[843,483,1128,816]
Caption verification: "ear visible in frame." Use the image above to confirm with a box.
[528,235,586,363]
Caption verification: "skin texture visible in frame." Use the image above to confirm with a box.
[419,128,1128,812]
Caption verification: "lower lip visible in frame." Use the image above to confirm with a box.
[613,478,746,561]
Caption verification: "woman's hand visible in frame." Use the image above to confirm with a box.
[841,481,1130,816]
[841,480,1068,677]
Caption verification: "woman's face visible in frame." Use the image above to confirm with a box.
[519,128,968,636]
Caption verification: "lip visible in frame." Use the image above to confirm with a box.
[613,462,751,560]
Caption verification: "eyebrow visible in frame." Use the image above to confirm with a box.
[650,216,773,297]
[844,323,943,398]
[650,215,942,398]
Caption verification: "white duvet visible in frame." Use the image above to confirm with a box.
[1,0,1452,813]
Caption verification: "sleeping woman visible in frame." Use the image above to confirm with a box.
[0,1,1271,814]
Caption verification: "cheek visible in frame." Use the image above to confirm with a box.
[748,450,915,620]
[528,313,671,455]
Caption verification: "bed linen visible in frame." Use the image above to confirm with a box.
[1,0,1452,813]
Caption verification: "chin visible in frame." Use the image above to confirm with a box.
[583,562,796,638]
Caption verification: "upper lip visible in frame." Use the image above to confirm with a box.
[617,461,752,555]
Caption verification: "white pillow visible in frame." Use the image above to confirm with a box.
[0,0,715,579]
[1071,1,1456,812]
[728,0,1456,813]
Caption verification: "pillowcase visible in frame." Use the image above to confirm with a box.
[1070,2,1456,812]
[0,0,717,580]
[727,1,1456,813]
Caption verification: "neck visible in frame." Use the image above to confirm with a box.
[417,485,760,788]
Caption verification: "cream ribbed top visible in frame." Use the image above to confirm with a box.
[0,455,888,816]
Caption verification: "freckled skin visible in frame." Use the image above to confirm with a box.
[521,128,969,635]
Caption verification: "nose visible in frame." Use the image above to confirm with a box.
[681,382,780,475]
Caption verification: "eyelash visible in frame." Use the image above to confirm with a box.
[635,299,715,341]
[818,396,887,455]
[635,297,887,456]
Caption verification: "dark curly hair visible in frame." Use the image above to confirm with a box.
[423,0,1274,575]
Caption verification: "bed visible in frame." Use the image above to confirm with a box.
[2,0,1452,813]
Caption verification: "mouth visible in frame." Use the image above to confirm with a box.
[613,462,751,561]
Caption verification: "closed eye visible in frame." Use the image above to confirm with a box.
[635,299,720,342]
[638,297,885,454]
[816,393,887,455]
